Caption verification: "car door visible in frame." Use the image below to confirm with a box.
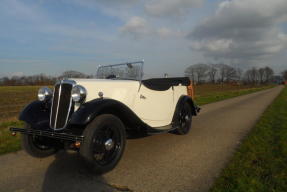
[133,84,174,127]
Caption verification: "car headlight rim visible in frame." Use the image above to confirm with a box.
[71,85,87,103]
[38,87,52,101]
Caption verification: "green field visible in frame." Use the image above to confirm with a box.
[0,86,41,122]
[194,84,275,105]
[0,84,275,155]
[0,86,41,154]
[0,121,23,155]
[210,86,287,192]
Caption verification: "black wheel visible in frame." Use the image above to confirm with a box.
[80,114,126,174]
[175,103,192,135]
[21,123,57,158]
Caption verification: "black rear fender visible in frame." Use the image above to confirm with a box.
[173,96,198,121]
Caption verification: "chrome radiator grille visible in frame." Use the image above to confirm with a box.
[50,82,73,130]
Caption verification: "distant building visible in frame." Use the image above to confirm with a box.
[272,75,284,84]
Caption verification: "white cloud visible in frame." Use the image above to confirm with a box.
[145,0,204,17]
[119,16,152,39]
[192,39,233,53]
[189,0,287,66]
[120,16,184,39]
[157,27,185,38]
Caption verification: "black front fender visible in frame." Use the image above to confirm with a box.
[19,100,51,129]
[69,99,145,128]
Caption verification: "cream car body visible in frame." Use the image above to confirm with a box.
[73,79,188,128]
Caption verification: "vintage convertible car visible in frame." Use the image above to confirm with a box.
[10,61,200,173]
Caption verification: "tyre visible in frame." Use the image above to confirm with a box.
[80,114,126,174]
[21,123,58,158]
[175,103,192,135]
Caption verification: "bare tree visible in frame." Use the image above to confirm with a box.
[258,68,265,84]
[252,68,259,84]
[185,63,209,84]
[194,63,209,83]
[244,70,252,84]
[61,71,87,78]
[236,68,243,82]
[244,68,259,84]
[185,63,243,84]
[282,70,287,81]
[264,67,274,83]
[256,66,274,84]
[207,64,217,83]
[216,63,238,83]
[184,66,196,84]
[216,64,225,83]
[225,66,238,82]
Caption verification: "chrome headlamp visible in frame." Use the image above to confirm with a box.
[38,87,52,101]
[71,85,87,103]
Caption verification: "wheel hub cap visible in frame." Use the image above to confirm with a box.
[104,138,114,151]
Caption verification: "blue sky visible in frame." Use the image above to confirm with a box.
[0,0,286,78]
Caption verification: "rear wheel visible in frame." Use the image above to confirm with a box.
[80,114,126,174]
[21,123,58,158]
[175,103,192,135]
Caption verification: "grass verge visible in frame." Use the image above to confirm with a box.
[0,121,23,155]
[210,86,287,192]
[195,85,274,105]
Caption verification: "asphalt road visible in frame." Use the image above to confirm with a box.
[0,86,283,192]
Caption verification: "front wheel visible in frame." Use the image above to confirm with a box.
[21,123,58,158]
[175,103,193,135]
[80,114,126,174]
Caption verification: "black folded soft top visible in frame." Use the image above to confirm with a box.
[142,77,190,91]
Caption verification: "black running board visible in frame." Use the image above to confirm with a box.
[147,124,177,135]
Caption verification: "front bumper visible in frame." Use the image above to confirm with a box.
[10,127,84,142]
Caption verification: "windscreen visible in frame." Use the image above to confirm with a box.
[96,61,143,80]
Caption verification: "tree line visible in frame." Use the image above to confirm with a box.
[184,63,285,84]
[1,66,286,86]
[0,71,93,86]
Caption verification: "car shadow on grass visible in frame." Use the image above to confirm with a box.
[41,151,115,192]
